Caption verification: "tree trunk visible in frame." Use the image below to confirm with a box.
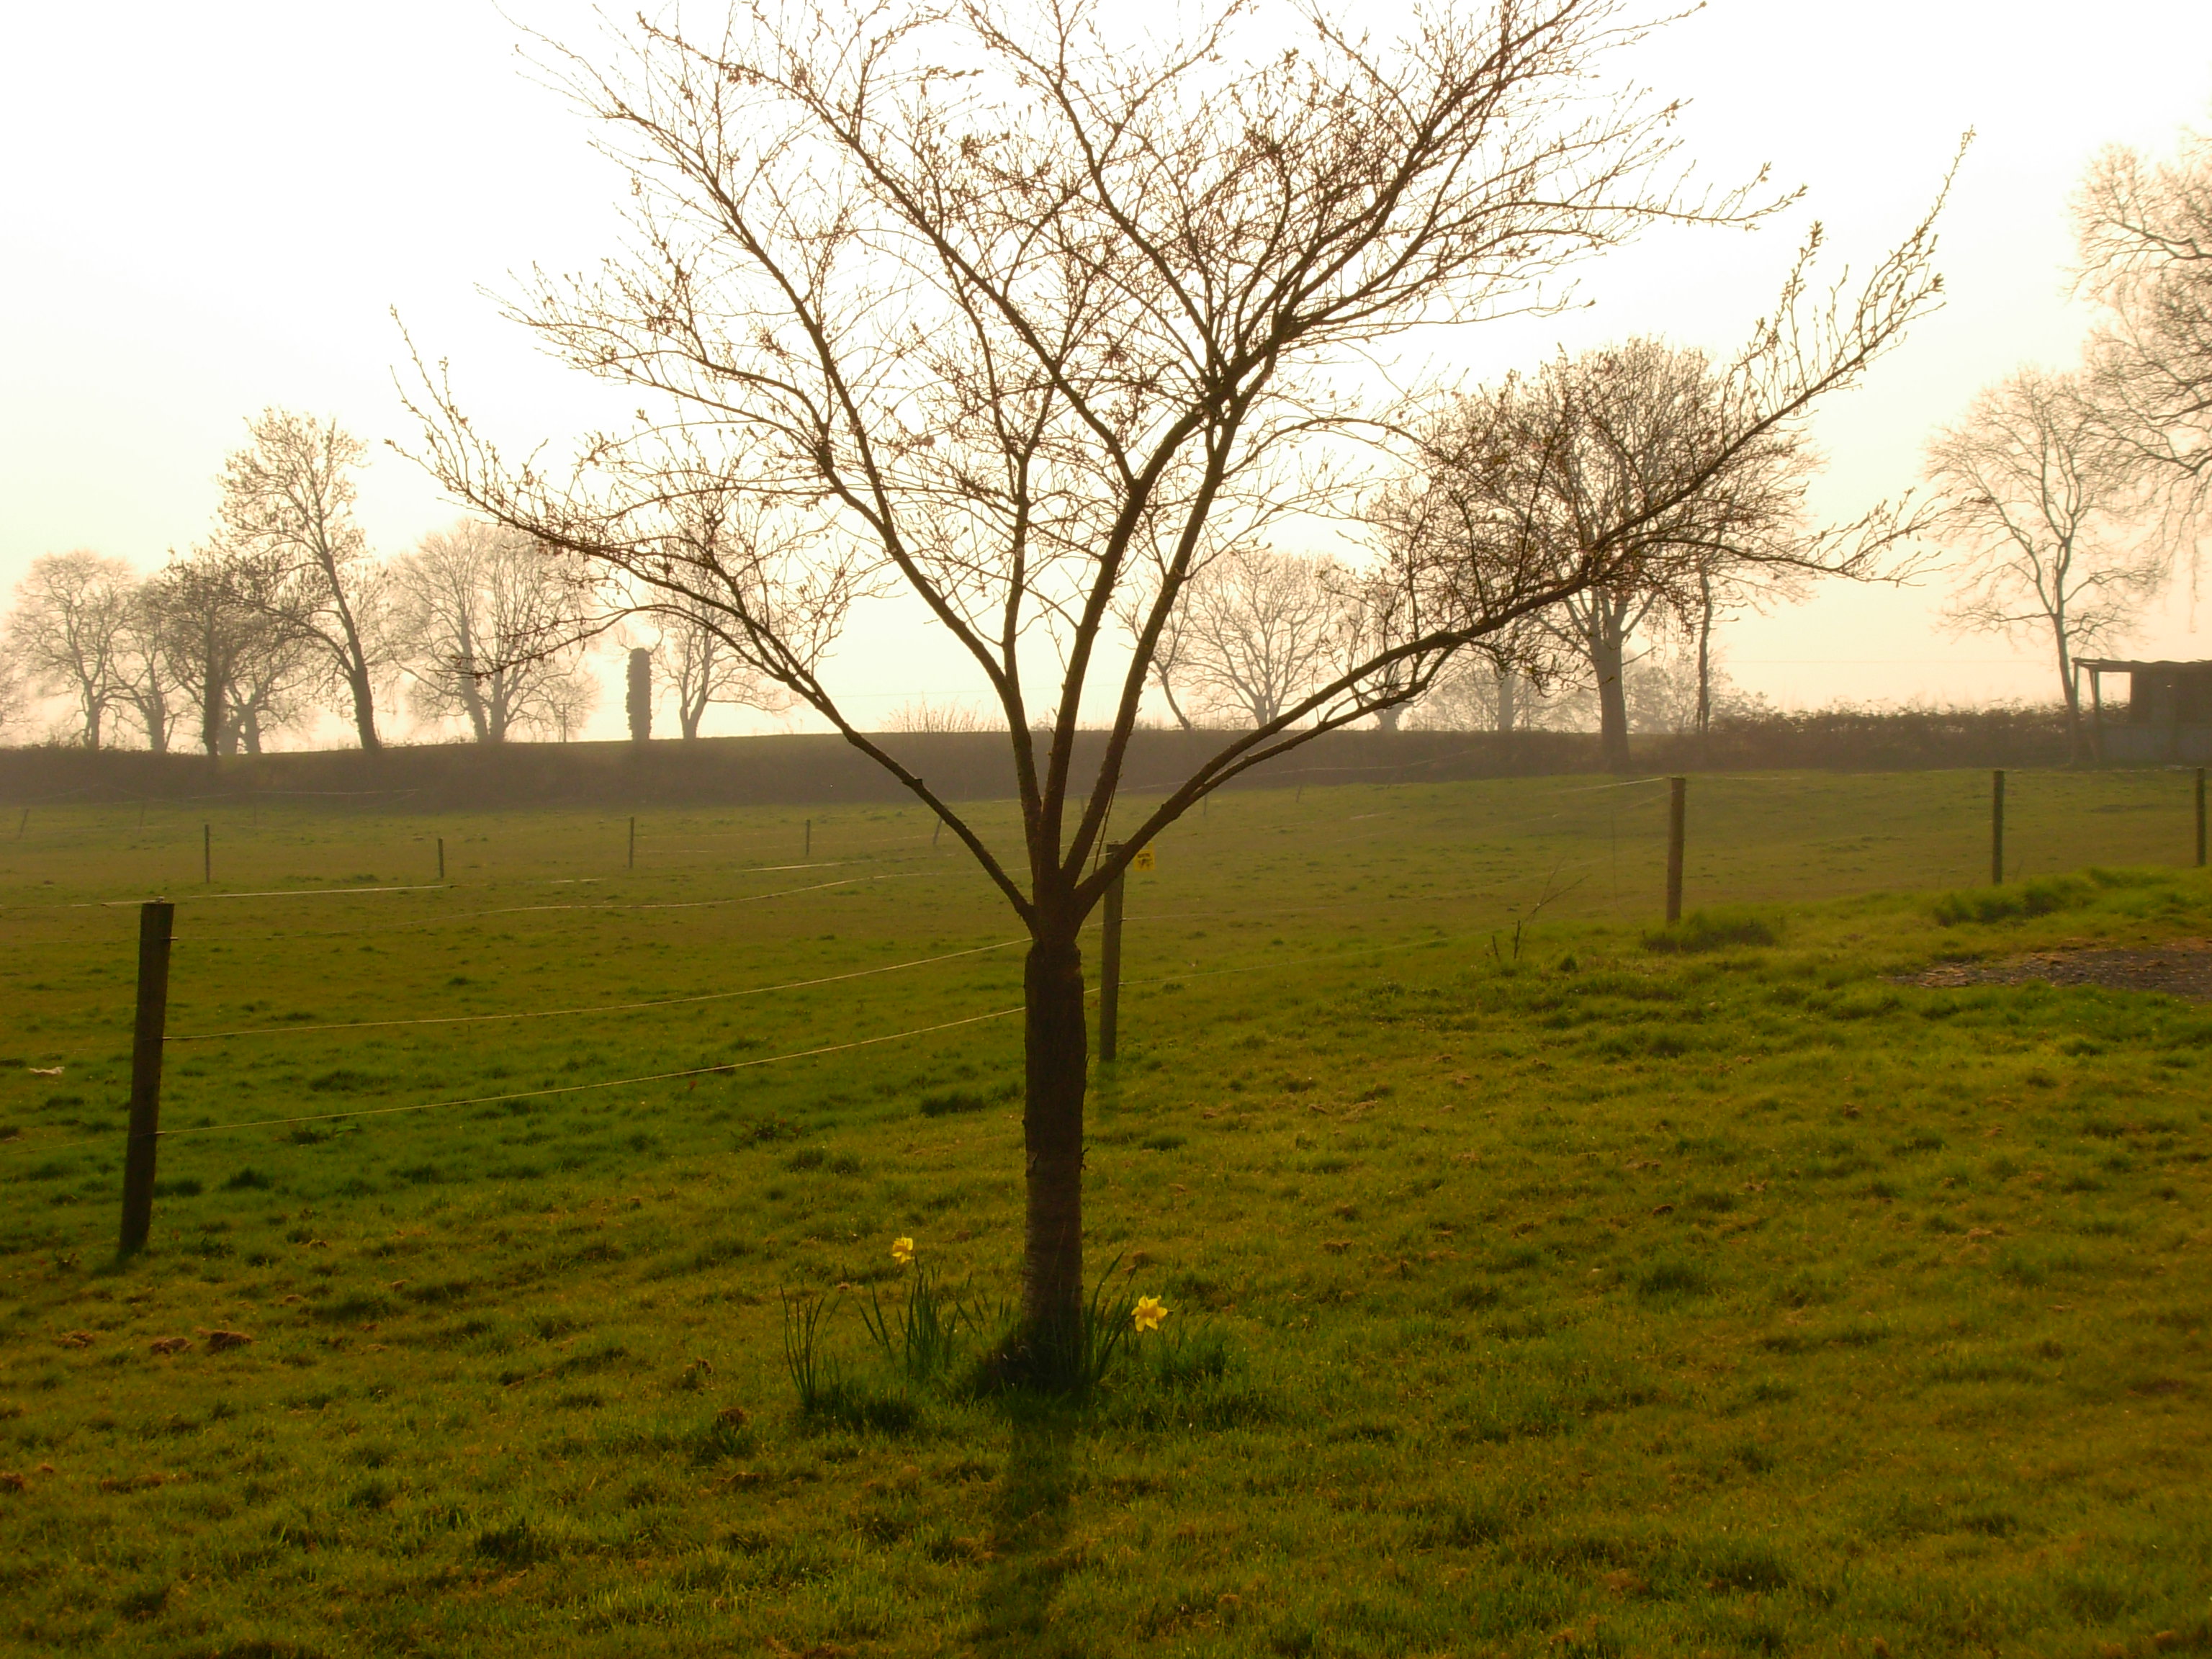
[325,573,381,752]
[1375,704,1402,732]
[457,625,492,742]
[346,662,380,751]
[627,648,653,742]
[200,666,225,758]
[1496,665,1518,734]
[2054,625,2083,765]
[1695,571,1714,737]
[1020,930,1088,1369]
[1592,615,1631,770]
[142,685,169,755]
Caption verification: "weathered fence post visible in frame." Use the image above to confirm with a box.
[202,823,211,885]
[1665,776,1686,924]
[437,837,446,882]
[1100,843,1125,1065]
[2197,768,2206,869]
[119,899,175,1256]
[804,819,812,858]
[1990,769,2006,886]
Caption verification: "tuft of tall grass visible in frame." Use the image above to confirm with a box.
[1927,875,2092,925]
[1642,907,1781,953]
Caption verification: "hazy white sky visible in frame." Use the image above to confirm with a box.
[3,0,2210,742]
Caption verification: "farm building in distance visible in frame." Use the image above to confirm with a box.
[2080,659,2212,763]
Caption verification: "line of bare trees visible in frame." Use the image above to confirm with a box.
[1,411,796,752]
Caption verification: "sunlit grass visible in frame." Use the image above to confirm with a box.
[1,769,2208,1655]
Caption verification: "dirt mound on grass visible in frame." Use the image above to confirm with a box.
[1905,939,2212,1001]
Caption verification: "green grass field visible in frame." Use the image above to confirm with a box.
[2,766,2209,1658]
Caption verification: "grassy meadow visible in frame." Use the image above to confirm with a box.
[1,765,2210,1658]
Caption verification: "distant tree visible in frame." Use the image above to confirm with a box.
[1166,547,1341,728]
[6,552,137,749]
[1405,632,1586,732]
[539,661,600,742]
[1923,367,2162,760]
[114,585,181,753]
[646,595,794,739]
[1393,339,1825,770]
[1622,631,1768,733]
[403,0,1948,1375]
[149,547,318,756]
[389,520,594,742]
[216,410,389,750]
[625,647,652,742]
[2073,123,2212,512]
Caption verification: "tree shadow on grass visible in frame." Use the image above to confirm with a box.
[972,1405,1087,1658]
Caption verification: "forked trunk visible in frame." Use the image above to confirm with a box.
[1020,930,1087,1364]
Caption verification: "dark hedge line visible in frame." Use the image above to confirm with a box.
[0,705,2082,810]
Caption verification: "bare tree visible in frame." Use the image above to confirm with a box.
[114,585,181,754]
[2074,125,2212,514]
[1398,338,1825,769]
[404,0,1948,1374]
[217,410,389,750]
[1925,367,2163,759]
[389,520,597,742]
[149,547,318,756]
[1622,627,1766,733]
[539,661,601,742]
[1165,547,1341,728]
[6,552,137,749]
[649,593,795,738]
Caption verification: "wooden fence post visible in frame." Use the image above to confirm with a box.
[202,823,212,885]
[1665,776,1686,924]
[118,900,174,1256]
[1990,770,2005,886]
[1100,843,1125,1065]
[437,837,446,882]
[804,819,811,858]
[2196,768,2206,869]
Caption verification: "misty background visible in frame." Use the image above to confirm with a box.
[3,0,2208,745]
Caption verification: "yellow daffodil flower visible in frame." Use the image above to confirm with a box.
[891,1236,914,1266]
[1132,1295,1169,1333]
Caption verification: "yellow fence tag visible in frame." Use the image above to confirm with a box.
[1130,846,1155,872]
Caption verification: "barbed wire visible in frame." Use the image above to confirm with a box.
[1,1003,1030,1157]
[165,938,1023,1042]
